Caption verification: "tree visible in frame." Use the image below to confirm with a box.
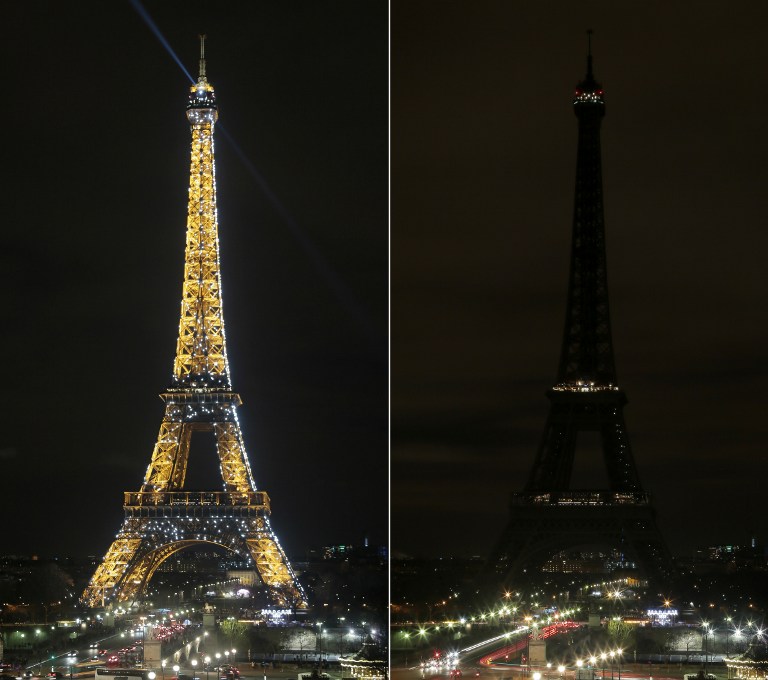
[219,620,248,650]
[606,619,635,651]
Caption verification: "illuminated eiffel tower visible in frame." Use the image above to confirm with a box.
[82,38,307,609]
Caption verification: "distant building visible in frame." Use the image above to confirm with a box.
[689,540,765,573]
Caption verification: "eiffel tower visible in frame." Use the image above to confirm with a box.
[485,39,673,589]
[81,38,307,609]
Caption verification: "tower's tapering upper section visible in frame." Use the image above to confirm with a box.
[554,33,617,393]
[170,35,231,391]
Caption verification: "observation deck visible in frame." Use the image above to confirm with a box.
[511,491,651,506]
[123,490,270,518]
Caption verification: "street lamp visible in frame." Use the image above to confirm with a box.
[609,652,615,680]
[577,660,583,680]
[192,660,198,677]
[204,657,211,680]
[616,649,622,680]
[173,665,180,679]
[702,623,710,676]
[733,628,743,657]
[161,660,166,680]
[600,653,607,679]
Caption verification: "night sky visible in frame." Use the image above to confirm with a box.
[392,2,768,558]
[1,2,387,558]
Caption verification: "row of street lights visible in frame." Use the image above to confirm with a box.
[158,649,237,680]
[701,618,765,661]
[529,651,623,680]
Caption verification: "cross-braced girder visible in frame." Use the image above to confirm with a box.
[141,396,257,494]
[172,119,230,389]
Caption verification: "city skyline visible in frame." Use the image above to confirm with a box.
[392,2,768,558]
[1,1,387,558]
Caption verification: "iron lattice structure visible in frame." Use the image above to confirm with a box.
[485,49,673,588]
[82,42,307,609]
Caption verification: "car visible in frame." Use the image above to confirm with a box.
[449,671,462,678]
[47,674,64,679]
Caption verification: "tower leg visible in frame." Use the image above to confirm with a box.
[246,519,308,608]
[81,524,143,607]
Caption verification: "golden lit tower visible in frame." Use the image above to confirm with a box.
[82,37,307,609]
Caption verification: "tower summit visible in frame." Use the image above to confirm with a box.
[484,38,672,589]
[82,42,307,608]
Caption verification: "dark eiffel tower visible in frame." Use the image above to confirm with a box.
[485,41,673,589]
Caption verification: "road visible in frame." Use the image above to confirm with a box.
[391,663,721,680]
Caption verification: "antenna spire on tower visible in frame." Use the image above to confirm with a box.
[586,29,594,78]
[199,33,207,80]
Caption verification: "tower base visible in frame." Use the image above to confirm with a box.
[82,492,306,608]
[484,491,673,591]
